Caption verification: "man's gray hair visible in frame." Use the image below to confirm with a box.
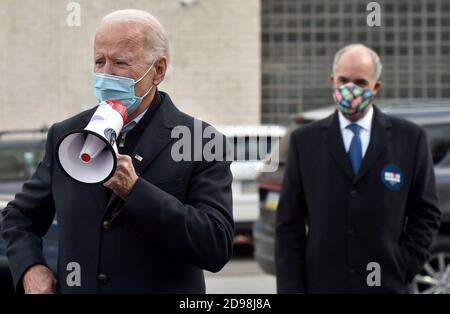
[332,44,382,81]
[101,9,170,65]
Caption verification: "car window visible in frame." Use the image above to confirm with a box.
[270,113,450,166]
[231,136,280,161]
[422,124,450,165]
[0,147,44,181]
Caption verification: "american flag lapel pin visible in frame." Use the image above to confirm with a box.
[134,154,143,162]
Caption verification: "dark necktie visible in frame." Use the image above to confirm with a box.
[347,123,362,175]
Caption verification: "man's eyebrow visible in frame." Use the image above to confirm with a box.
[113,57,130,62]
[113,54,134,63]
[337,76,369,83]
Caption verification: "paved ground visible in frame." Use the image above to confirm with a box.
[204,246,276,294]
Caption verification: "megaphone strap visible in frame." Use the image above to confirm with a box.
[118,121,137,148]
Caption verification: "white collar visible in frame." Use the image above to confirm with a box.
[338,105,374,131]
[124,107,148,128]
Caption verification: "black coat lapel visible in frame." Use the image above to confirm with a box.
[321,110,354,180]
[130,93,181,175]
[354,105,391,184]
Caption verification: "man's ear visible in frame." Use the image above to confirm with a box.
[372,80,382,96]
[153,57,168,85]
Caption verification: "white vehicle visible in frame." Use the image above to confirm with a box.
[217,125,286,243]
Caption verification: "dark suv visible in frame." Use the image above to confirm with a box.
[0,128,58,294]
[254,100,450,294]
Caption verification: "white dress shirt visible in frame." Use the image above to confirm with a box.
[338,106,373,158]
[118,108,149,149]
[122,107,148,133]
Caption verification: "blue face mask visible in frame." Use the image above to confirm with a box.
[93,64,154,115]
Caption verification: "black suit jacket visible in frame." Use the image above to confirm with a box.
[276,106,441,294]
[1,92,234,293]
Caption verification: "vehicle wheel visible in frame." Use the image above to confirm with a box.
[409,236,450,294]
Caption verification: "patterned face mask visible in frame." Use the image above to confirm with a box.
[333,82,373,118]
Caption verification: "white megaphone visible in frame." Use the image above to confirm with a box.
[56,100,128,184]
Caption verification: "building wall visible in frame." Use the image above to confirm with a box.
[0,0,261,130]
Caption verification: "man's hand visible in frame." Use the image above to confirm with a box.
[22,264,57,294]
[104,154,139,200]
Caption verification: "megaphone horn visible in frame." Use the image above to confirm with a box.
[56,100,128,184]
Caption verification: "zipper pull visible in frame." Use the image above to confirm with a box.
[119,132,126,148]
[119,121,136,148]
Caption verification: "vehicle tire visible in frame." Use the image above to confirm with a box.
[408,236,450,294]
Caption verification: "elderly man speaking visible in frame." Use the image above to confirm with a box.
[2,9,234,294]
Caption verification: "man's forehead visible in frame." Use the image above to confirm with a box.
[95,22,146,48]
[95,36,142,51]
[335,50,375,79]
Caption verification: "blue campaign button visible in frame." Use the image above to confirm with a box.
[381,164,404,191]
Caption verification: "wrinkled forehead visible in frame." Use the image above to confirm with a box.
[94,21,147,56]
